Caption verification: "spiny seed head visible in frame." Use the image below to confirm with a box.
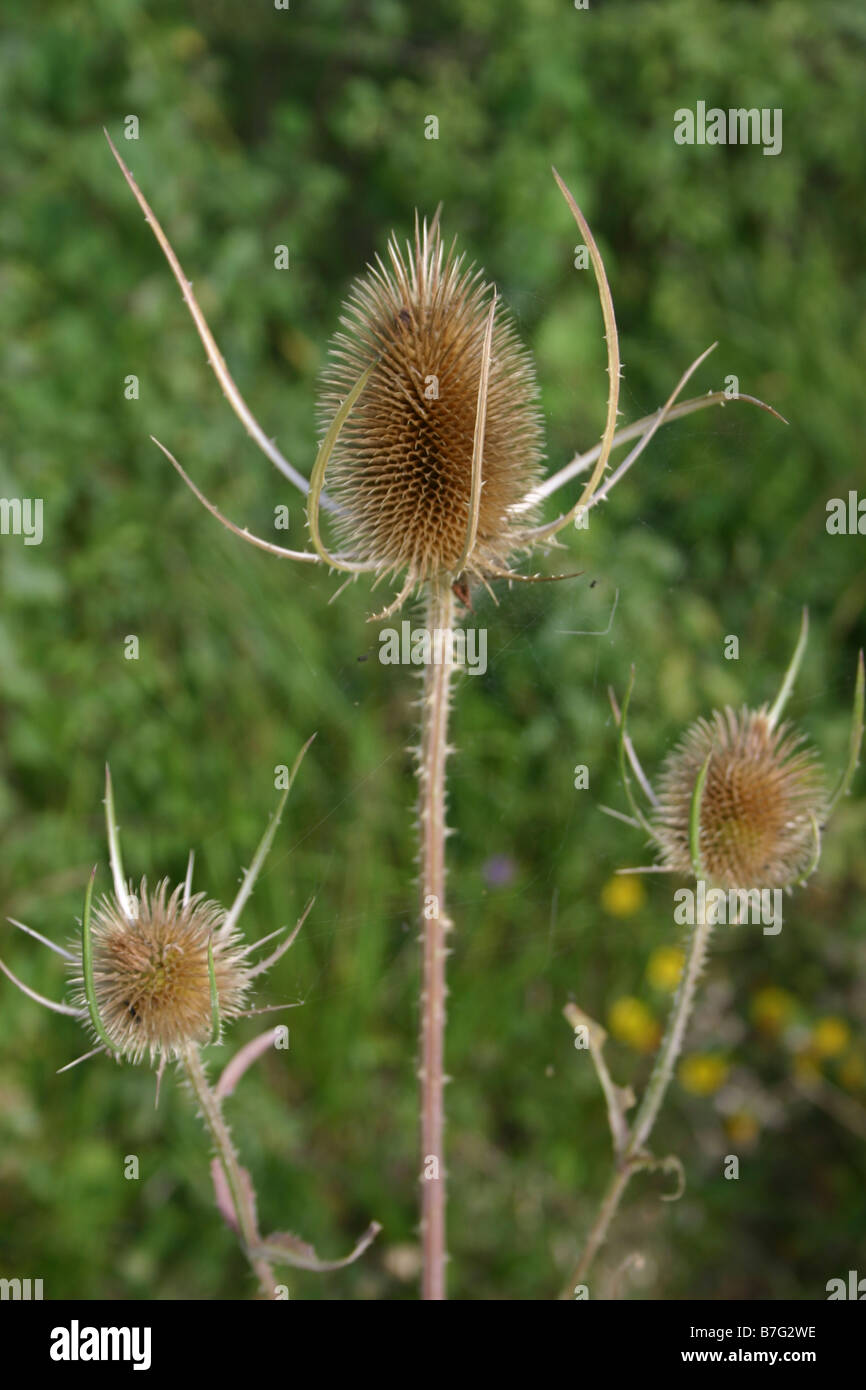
[317,216,545,581]
[68,879,250,1065]
[653,707,828,889]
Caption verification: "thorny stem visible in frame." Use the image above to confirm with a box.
[417,578,456,1300]
[559,902,714,1299]
[182,1045,275,1299]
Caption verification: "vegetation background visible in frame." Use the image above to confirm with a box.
[1,0,864,1300]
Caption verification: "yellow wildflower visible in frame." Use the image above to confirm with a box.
[646,946,684,992]
[750,986,795,1037]
[679,1053,729,1096]
[811,1016,850,1059]
[600,875,646,918]
[608,996,659,1053]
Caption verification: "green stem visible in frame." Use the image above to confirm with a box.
[182,1045,275,1299]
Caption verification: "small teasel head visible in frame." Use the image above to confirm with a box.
[68,878,250,1066]
[1,740,314,1075]
[317,214,545,586]
[652,708,828,889]
[610,611,864,891]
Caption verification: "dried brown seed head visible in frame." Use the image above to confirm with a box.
[653,707,828,889]
[68,879,250,1064]
[317,217,544,582]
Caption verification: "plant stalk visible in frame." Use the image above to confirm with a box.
[417,577,456,1300]
[627,910,714,1157]
[559,901,714,1298]
[564,1165,632,1295]
[182,1044,275,1299]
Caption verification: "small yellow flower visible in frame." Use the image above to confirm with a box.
[679,1053,729,1096]
[608,996,659,1052]
[810,1016,850,1059]
[646,946,684,992]
[751,986,795,1037]
[725,1111,760,1146]
[601,875,646,918]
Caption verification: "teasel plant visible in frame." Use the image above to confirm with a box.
[104,129,784,1299]
[559,611,864,1299]
[0,742,380,1299]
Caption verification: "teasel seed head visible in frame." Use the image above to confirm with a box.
[652,707,829,890]
[0,750,315,1075]
[611,616,862,894]
[68,879,250,1066]
[317,216,545,583]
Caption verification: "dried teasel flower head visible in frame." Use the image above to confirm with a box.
[652,708,827,889]
[68,878,250,1066]
[611,612,864,892]
[0,743,314,1075]
[104,133,790,619]
[317,215,545,585]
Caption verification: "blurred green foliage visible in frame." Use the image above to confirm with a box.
[1,0,864,1300]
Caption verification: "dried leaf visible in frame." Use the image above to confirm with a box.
[253,1220,382,1271]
